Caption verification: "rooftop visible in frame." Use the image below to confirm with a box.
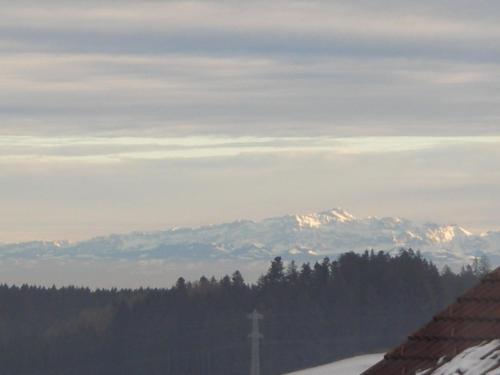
[363,268,500,375]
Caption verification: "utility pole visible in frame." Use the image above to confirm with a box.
[248,309,263,375]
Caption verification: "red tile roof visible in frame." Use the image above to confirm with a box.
[362,268,500,375]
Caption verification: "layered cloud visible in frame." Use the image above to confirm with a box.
[0,135,499,164]
[1,0,500,136]
[1,1,499,243]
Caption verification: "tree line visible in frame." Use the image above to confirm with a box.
[0,249,487,374]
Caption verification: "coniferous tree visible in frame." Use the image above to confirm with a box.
[0,250,483,375]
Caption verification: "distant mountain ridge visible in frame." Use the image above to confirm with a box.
[2,208,499,268]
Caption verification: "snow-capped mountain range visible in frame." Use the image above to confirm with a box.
[2,208,499,268]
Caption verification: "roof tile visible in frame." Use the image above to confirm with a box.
[362,268,500,375]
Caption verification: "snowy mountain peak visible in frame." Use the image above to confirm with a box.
[293,208,356,228]
[321,208,356,222]
[425,224,473,243]
[0,208,498,272]
[293,214,323,229]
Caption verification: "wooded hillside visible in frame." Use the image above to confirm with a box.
[0,250,483,375]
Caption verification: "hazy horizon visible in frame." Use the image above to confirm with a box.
[2,204,500,244]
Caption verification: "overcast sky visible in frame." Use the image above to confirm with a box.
[1,0,499,242]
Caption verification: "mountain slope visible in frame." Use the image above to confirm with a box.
[1,208,499,268]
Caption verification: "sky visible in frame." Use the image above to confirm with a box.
[1,0,500,243]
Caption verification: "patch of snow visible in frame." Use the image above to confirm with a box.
[283,353,384,375]
[425,225,472,244]
[416,340,500,375]
[293,208,356,229]
[322,207,356,223]
[294,215,323,229]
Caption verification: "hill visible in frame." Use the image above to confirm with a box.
[284,353,383,375]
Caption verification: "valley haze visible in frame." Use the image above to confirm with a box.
[1,208,498,288]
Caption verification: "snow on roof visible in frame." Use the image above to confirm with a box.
[363,267,500,375]
[416,340,500,375]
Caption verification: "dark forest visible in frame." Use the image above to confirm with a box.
[0,250,484,374]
